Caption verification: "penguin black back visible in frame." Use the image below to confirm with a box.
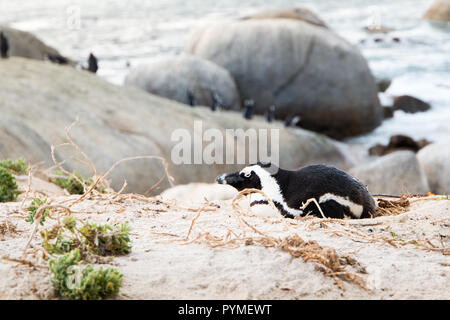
[273,165,375,219]
[211,92,222,111]
[187,89,196,107]
[0,31,9,58]
[46,53,69,65]
[88,53,98,73]
[265,105,276,123]
[284,114,300,127]
[243,99,254,120]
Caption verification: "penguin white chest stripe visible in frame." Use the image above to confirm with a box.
[240,165,304,217]
[318,193,363,218]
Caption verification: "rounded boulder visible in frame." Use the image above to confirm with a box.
[423,0,450,22]
[349,151,430,195]
[186,20,382,138]
[417,141,450,194]
[125,55,241,110]
[241,7,327,28]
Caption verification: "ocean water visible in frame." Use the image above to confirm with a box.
[1,0,449,147]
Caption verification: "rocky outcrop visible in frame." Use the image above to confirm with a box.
[423,0,450,21]
[393,95,431,113]
[241,7,327,28]
[350,151,430,195]
[125,55,241,110]
[376,78,391,92]
[382,107,394,119]
[417,141,450,194]
[0,58,353,194]
[186,19,382,139]
[368,135,431,156]
[0,26,71,63]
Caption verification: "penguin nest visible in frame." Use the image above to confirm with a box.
[374,196,410,217]
[170,189,369,292]
[0,220,18,240]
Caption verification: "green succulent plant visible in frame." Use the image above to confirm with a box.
[48,249,123,300]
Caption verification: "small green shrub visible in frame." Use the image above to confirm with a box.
[25,197,50,225]
[48,249,123,300]
[0,167,19,203]
[50,171,87,195]
[0,157,28,175]
[40,217,131,257]
[79,221,132,256]
[50,170,105,195]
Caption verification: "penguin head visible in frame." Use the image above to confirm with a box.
[216,162,278,191]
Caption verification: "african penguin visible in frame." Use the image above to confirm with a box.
[46,53,69,65]
[265,105,276,123]
[211,92,222,111]
[243,99,254,120]
[216,162,376,219]
[87,53,98,73]
[0,31,9,58]
[284,114,301,127]
[187,89,196,106]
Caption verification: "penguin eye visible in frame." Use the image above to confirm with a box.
[240,171,252,178]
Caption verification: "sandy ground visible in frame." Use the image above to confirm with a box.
[0,190,449,300]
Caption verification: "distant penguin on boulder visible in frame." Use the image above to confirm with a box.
[217,162,376,219]
[265,105,276,123]
[87,53,98,73]
[284,114,301,127]
[211,92,222,111]
[46,53,69,65]
[187,89,196,106]
[243,99,254,120]
[0,31,9,58]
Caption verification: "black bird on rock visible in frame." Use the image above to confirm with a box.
[243,99,254,120]
[87,53,98,73]
[284,114,301,127]
[211,92,222,111]
[265,105,276,123]
[0,31,9,58]
[46,53,69,65]
[187,89,196,107]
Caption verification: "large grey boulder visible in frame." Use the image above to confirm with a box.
[241,7,327,28]
[186,19,382,139]
[350,151,430,195]
[125,55,241,110]
[0,26,70,62]
[0,58,353,194]
[417,141,450,194]
[423,0,450,22]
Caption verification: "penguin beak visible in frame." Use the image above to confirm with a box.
[216,174,227,184]
[216,172,244,186]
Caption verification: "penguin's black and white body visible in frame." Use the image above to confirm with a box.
[0,31,9,58]
[265,105,276,123]
[46,53,69,65]
[243,99,254,120]
[216,163,376,219]
[211,92,222,111]
[87,53,98,73]
[284,114,301,127]
[187,89,196,107]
